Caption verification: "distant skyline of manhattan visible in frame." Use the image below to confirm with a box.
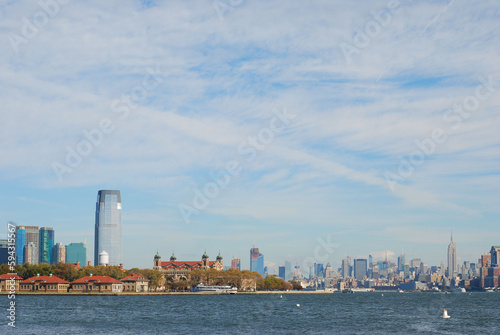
[1,1,499,271]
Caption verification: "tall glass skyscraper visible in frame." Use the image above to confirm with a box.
[15,225,39,265]
[66,242,87,265]
[39,227,55,264]
[447,233,457,278]
[94,190,122,266]
[250,247,264,276]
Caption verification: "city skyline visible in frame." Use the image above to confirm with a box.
[0,1,499,270]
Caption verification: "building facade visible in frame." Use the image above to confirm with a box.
[19,274,69,292]
[71,275,123,293]
[52,242,66,264]
[24,242,37,265]
[66,242,87,265]
[39,227,55,264]
[250,248,264,276]
[354,259,368,280]
[341,256,351,278]
[0,239,8,265]
[15,225,39,265]
[231,258,241,270]
[0,274,23,292]
[121,273,149,292]
[153,251,223,279]
[94,190,122,266]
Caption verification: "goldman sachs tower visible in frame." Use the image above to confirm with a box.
[94,190,122,266]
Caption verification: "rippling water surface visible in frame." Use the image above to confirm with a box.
[2,292,499,334]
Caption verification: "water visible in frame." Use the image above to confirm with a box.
[2,292,499,334]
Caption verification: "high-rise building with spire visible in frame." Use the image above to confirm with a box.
[447,232,457,278]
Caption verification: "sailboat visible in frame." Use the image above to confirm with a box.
[442,309,451,319]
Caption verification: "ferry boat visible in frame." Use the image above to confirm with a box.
[192,283,237,294]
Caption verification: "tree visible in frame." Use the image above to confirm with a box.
[289,280,303,290]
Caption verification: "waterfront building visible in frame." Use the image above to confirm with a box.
[71,275,123,293]
[0,239,8,265]
[39,227,55,264]
[19,274,69,292]
[250,248,264,276]
[480,254,491,268]
[153,251,224,280]
[447,233,457,277]
[231,258,241,270]
[66,242,87,265]
[94,190,122,266]
[341,256,351,278]
[24,242,37,265]
[354,259,367,280]
[52,242,66,264]
[121,273,149,292]
[0,273,23,292]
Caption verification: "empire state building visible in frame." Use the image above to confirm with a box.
[447,233,457,278]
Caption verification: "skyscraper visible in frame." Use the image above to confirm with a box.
[231,257,241,270]
[66,242,87,265]
[24,242,37,265]
[0,239,9,265]
[250,247,264,276]
[398,254,405,272]
[39,227,55,264]
[278,266,286,280]
[447,233,457,278]
[52,242,66,264]
[15,225,39,265]
[341,256,351,278]
[95,190,122,266]
[354,259,367,280]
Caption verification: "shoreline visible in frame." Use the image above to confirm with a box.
[0,290,335,296]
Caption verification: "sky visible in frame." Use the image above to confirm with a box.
[0,0,499,273]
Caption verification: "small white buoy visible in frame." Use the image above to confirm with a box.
[280,295,283,299]
[381,294,384,296]
[442,309,451,319]
[296,304,300,307]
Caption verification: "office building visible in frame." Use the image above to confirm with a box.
[354,259,368,280]
[341,256,351,278]
[250,248,264,276]
[447,233,457,277]
[52,242,66,264]
[0,239,8,265]
[24,242,37,265]
[315,263,324,278]
[94,190,122,266]
[231,257,241,270]
[398,254,405,272]
[39,227,55,264]
[279,266,286,280]
[66,242,87,265]
[15,225,39,265]
[491,246,500,267]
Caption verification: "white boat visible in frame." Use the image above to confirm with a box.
[442,309,451,318]
[452,288,466,293]
[192,283,237,294]
[431,287,440,292]
[397,289,404,293]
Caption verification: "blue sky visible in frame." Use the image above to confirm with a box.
[0,0,499,273]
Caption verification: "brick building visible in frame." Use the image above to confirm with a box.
[71,275,123,293]
[153,251,223,279]
[0,274,23,292]
[121,273,149,292]
[19,274,69,292]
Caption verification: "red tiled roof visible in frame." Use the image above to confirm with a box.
[71,275,122,284]
[121,273,149,282]
[0,274,23,280]
[20,275,69,284]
